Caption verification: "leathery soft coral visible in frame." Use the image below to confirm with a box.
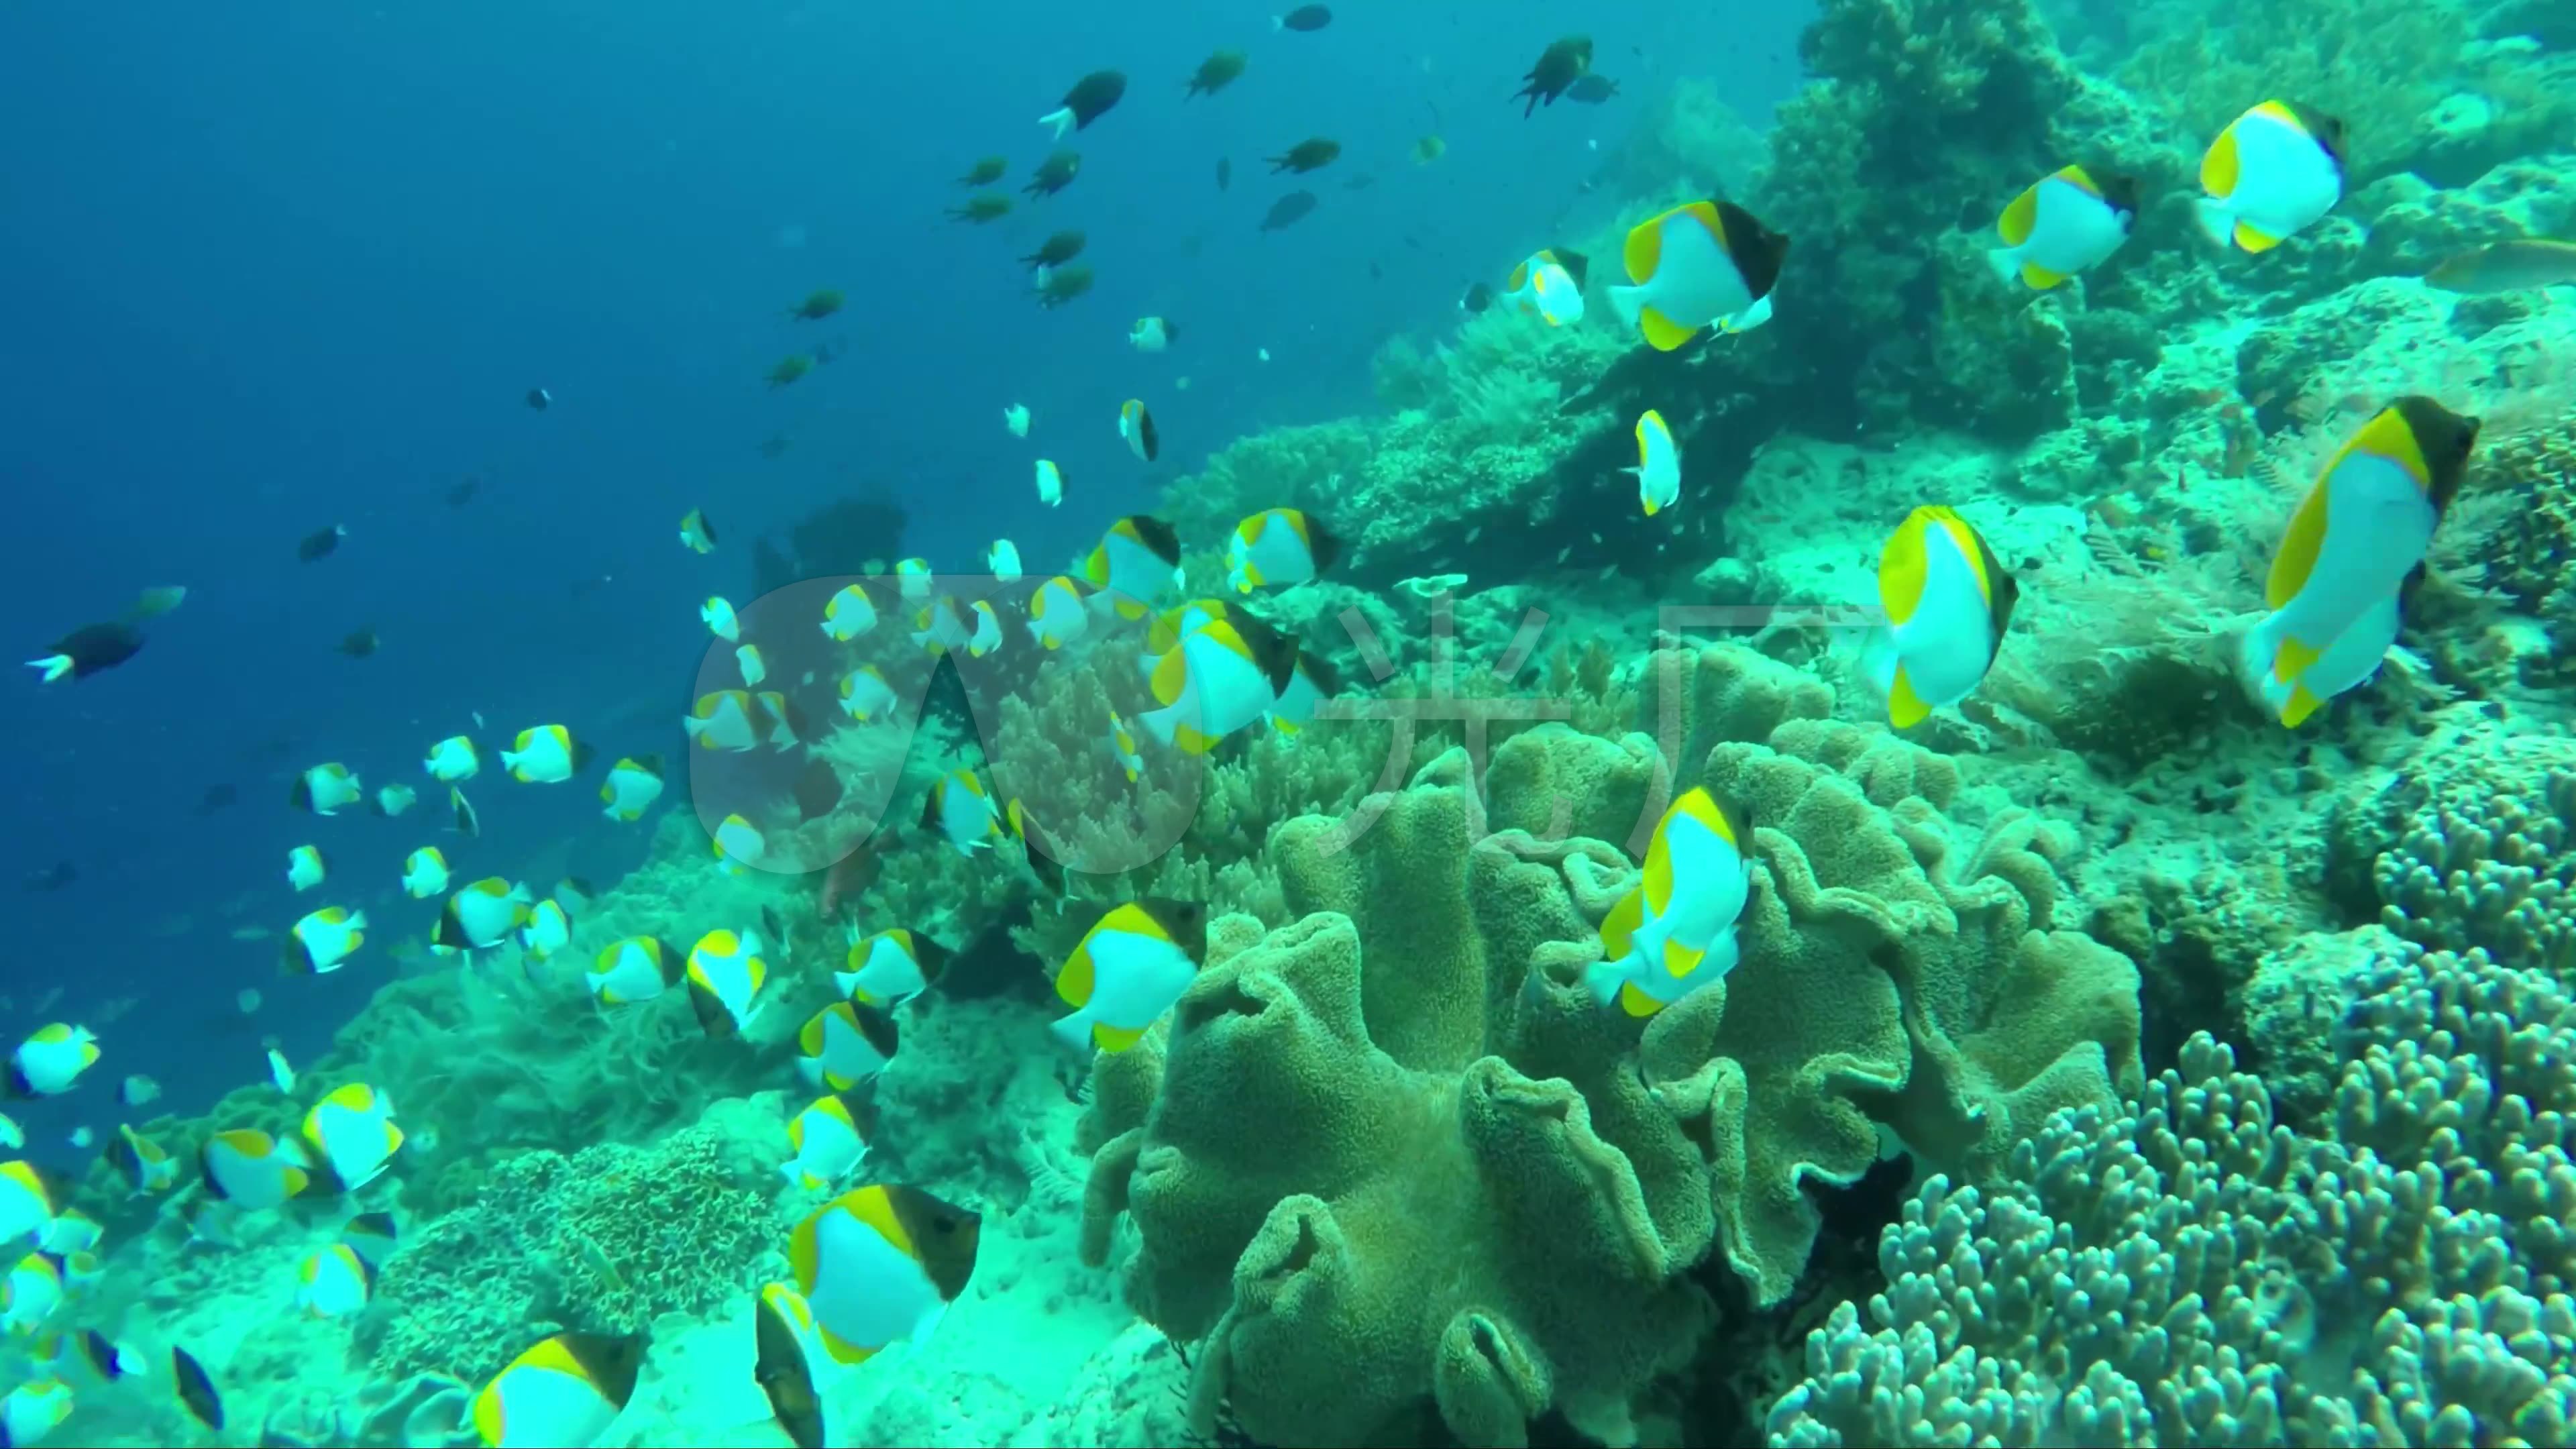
[1077,671,2141,1445]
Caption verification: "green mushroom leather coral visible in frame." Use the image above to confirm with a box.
[1077,712,2143,1446]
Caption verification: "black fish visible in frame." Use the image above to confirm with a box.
[447,476,480,507]
[1044,70,1126,136]
[1461,282,1495,313]
[1260,190,1318,232]
[1566,74,1620,103]
[1276,4,1331,30]
[796,756,845,822]
[28,620,144,682]
[339,628,379,658]
[22,861,76,892]
[173,1346,224,1430]
[1513,36,1594,116]
[761,904,789,958]
[297,525,347,562]
[1024,150,1081,199]
[1216,156,1231,191]
[195,784,237,815]
[526,387,552,411]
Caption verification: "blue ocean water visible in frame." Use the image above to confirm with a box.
[0,2,1805,1150]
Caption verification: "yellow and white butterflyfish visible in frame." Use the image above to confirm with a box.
[284,906,368,973]
[713,814,767,877]
[470,1331,646,1449]
[424,735,480,781]
[435,877,533,952]
[1607,198,1792,350]
[0,1378,72,1447]
[270,1046,297,1093]
[371,782,417,818]
[1138,612,1303,755]
[2196,99,2346,254]
[684,689,764,752]
[1004,402,1032,437]
[912,596,973,655]
[289,762,364,815]
[58,1251,101,1294]
[1106,712,1144,782]
[685,928,769,1038]
[1129,315,1175,351]
[1049,898,1210,1053]
[1024,576,1093,649]
[1860,505,2019,729]
[519,899,574,960]
[0,1114,16,1149]
[2,1250,63,1334]
[1629,409,1682,515]
[839,665,898,722]
[680,507,719,554]
[964,600,1004,658]
[1118,398,1160,463]
[108,1124,176,1196]
[286,844,327,892]
[787,1184,982,1366]
[1079,515,1184,619]
[599,755,664,822]
[781,1093,874,1193]
[1502,246,1589,326]
[296,1243,374,1319]
[821,583,878,642]
[736,643,768,688]
[700,595,740,642]
[587,936,682,1008]
[1587,787,1755,1018]
[894,557,935,603]
[1034,458,1064,507]
[2240,397,2479,727]
[449,785,481,838]
[1144,596,1232,656]
[500,724,592,784]
[0,1161,62,1244]
[341,1210,399,1269]
[36,1210,95,1258]
[796,1001,900,1093]
[922,769,1000,856]
[753,1282,839,1449]
[837,928,950,1008]
[756,690,807,748]
[1988,164,2139,289]
[8,1026,99,1098]
[402,846,451,900]
[1227,508,1342,593]
[987,539,1023,583]
[303,1082,403,1191]
[1265,652,1344,735]
[199,1128,315,1210]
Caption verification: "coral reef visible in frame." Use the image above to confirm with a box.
[1075,654,2141,1446]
